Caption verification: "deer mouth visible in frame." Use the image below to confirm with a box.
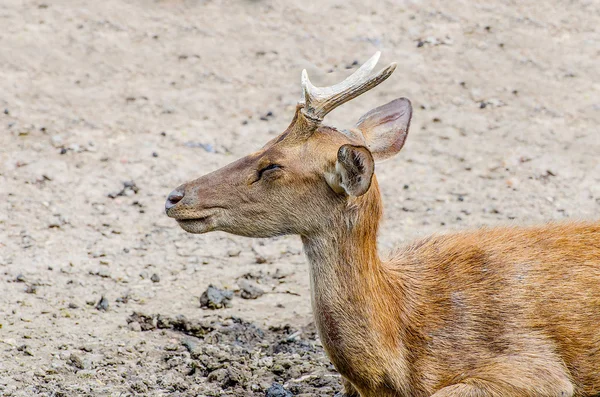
[176,216,214,234]
[167,207,224,234]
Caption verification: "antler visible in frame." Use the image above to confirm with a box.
[300,52,397,121]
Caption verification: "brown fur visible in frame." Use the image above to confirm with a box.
[306,182,600,396]
[166,101,600,396]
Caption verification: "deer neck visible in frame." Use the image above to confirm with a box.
[300,178,402,367]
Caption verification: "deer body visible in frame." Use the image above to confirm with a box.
[305,176,600,396]
[165,53,600,396]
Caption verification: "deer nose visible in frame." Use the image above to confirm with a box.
[165,189,185,211]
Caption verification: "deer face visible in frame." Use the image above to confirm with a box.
[165,53,412,238]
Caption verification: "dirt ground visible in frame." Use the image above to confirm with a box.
[0,0,598,396]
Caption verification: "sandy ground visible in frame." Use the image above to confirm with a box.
[0,0,598,395]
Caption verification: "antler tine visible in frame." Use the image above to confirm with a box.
[300,52,397,121]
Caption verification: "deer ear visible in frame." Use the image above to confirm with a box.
[355,97,412,161]
[327,144,375,197]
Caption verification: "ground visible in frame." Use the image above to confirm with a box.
[0,0,598,396]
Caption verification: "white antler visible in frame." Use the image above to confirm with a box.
[300,52,397,121]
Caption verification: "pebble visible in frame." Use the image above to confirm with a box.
[17,344,34,356]
[95,296,109,311]
[130,379,149,393]
[207,368,228,383]
[96,269,111,278]
[238,279,265,300]
[265,383,293,397]
[150,273,160,283]
[199,285,233,309]
[68,353,85,369]
[128,321,142,332]
[50,135,63,148]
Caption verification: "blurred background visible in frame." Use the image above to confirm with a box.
[0,0,598,395]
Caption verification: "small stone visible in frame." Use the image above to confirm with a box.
[271,364,285,375]
[150,273,160,283]
[17,344,34,356]
[265,383,293,397]
[181,339,201,357]
[25,285,37,294]
[164,343,179,351]
[238,279,265,300]
[68,143,80,152]
[95,296,109,311]
[130,379,148,393]
[152,152,158,158]
[199,285,233,309]
[15,274,26,283]
[128,321,142,332]
[50,135,63,148]
[207,368,228,383]
[227,249,241,257]
[68,353,85,369]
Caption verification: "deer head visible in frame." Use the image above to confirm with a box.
[165,52,412,238]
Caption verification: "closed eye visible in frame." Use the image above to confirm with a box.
[258,164,282,179]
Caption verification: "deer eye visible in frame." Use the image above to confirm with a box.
[258,164,282,179]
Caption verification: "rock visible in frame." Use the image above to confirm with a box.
[265,383,293,397]
[200,285,233,309]
[128,321,142,332]
[50,135,63,148]
[227,248,241,257]
[95,296,109,311]
[94,268,111,278]
[127,312,158,331]
[150,273,160,283]
[68,353,85,369]
[130,379,148,393]
[181,338,202,358]
[184,141,216,153]
[17,344,34,356]
[271,363,285,375]
[207,368,228,383]
[238,279,265,300]
[108,180,139,199]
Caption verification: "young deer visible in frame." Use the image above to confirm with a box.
[165,52,600,397]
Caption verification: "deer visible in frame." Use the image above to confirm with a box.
[165,52,600,397]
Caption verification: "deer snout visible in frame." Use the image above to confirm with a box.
[165,188,185,211]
